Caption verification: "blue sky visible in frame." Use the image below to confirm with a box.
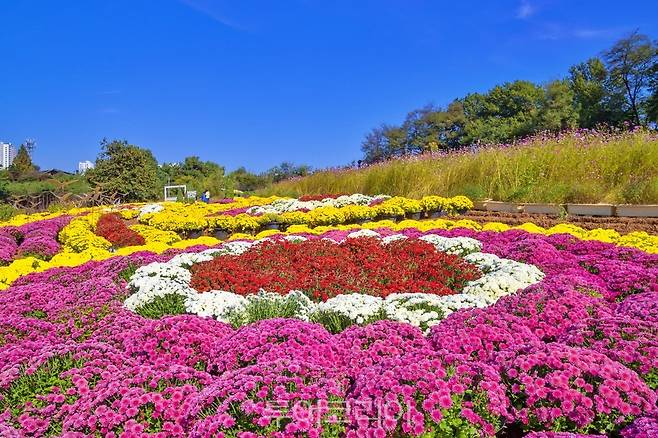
[1,0,657,173]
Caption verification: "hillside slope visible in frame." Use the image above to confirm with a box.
[262,130,658,204]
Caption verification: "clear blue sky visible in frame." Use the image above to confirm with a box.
[1,1,657,173]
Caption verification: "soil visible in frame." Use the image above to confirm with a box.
[453,210,658,234]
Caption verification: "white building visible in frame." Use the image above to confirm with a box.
[78,160,95,174]
[1,142,17,170]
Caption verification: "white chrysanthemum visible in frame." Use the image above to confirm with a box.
[346,229,380,239]
[139,203,164,217]
[184,290,248,320]
[315,294,384,324]
[419,234,482,256]
[168,249,220,268]
[382,234,408,244]
[254,237,274,245]
[384,292,491,332]
[247,194,379,214]
[124,263,194,311]
[215,240,254,256]
[463,252,544,303]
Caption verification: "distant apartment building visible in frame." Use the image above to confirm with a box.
[1,142,17,170]
[78,160,95,174]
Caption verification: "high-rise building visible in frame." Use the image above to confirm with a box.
[1,142,17,170]
[78,160,95,174]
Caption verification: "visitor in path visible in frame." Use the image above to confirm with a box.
[200,190,211,203]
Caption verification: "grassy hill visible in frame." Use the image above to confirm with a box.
[261,129,658,205]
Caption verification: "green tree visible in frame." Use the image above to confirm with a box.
[361,124,406,163]
[647,60,658,124]
[159,156,229,198]
[604,31,658,126]
[537,79,578,132]
[401,105,439,155]
[568,57,628,127]
[399,102,466,154]
[8,145,36,181]
[86,139,160,202]
[463,80,545,144]
[423,100,467,151]
[267,162,312,183]
[227,167,270,192]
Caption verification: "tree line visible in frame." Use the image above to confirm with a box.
[361,31,658,164]
[85,139,310,202]
[0,138,311,203]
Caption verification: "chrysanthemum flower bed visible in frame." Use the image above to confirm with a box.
[0,216,70,264]
[3,194,658,292]
[124,231,540,332]
[0,219,657,437]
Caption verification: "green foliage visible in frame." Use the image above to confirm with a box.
[0,203,19,220]
[569,57,627,128]
[263,130,658,204]
[159,156,230,199]
[0,172,91,200]
[361,124,404,162]
[86,139,160,202]
[538,80,578,132]
[8,145,37,181]
[158,158,310,198]
[23,309,48,319]
[227,167,268,192]
[117,263,138,283]
[463,80,545,144]
[310,308,388,334]
[226,163,310,194]
[604,30,658,126]
[228,294,308,327]
[135,294,187,319]
[648,89,658,123]
[266,161,311,183]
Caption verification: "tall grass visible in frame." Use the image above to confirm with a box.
[261,130,658,204]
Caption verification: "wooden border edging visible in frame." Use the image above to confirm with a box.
[472,201,658,218]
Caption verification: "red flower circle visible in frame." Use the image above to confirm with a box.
[190,237,481,301]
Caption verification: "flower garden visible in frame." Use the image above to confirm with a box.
[1,194,658,437]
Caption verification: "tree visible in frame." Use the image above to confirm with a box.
[568,57,626,127]
[86,139,160,202]
[397,104,466,154]
[647,59,658,125]
[361,124,406,163]
[266,162,312,183]
[537,80,578,132]
[159,156,230,197]
[401,105,440,155]
[8,145,36,181]
[463,80,544,144]
[604,31,658,126]
[422,100,467,151]
[228,167,269,192]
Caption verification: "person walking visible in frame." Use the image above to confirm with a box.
[200,189,211,203]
